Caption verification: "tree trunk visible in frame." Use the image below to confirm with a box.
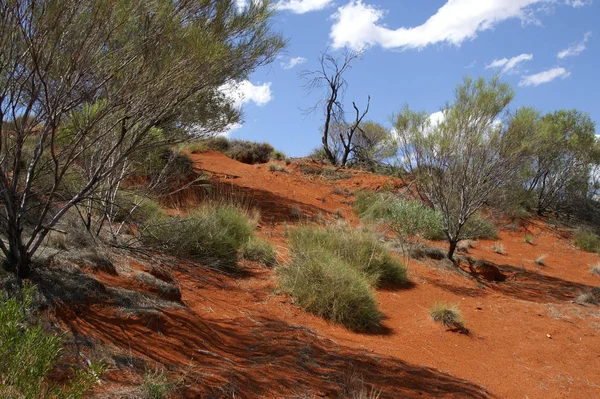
[447,240,458,262]
[3,219,32,281]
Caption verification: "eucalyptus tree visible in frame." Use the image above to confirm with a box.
[0,0,285,279]
[393,76,523,261]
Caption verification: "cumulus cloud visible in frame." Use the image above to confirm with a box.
[220,80,273,109]
[557,31,592,59]
[277,0,334,14]
[330,0,558,51]
[519,67,571,86]
[281,56,307,70]
[485,53,533,74]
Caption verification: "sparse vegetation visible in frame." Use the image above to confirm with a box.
[0,284,106,398]
[492,242,506,255]
[141,204,258,271]
[278,224,407,331]
[268,163,287,173]
[430,302,465,329]
[524,233,535,245]
[590,264,600,276]
[140,369,175,399]
[241,237,277,266]
[574,230,600,253]
[534,255,547,266]
[575,289,600,305]
[227,140,275,164]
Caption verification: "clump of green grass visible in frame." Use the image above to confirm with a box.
[430,302,465,329]
[278,224,407,331]
[574,230,600,253]
[278,247,382,332]
[141,204,257,271]
[534,255,547,266]
[272,150,286,161]
[241,237,277,266]
[288,224,408,287]
[354,191,496,241]
[492,242,505,255]
[140,369,175,399]
[268,163,287,173]
[524,233,534,245]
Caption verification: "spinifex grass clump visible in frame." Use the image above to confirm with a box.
[278,223,408,331]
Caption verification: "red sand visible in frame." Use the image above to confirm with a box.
[55,151,600,398]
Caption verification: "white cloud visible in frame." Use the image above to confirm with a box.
[565,0,591,7]
[429,111,445,127]
[330,0,555,51]
[485,53,533,74]
[277,0,334,14]
[220,80,273,109]
[281,56,307,70]
[557,31,592,59]
[519,67,571,86]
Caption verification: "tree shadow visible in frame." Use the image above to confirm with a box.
[57,304,493,399]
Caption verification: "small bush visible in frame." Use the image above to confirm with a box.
[430,302,465,329]
[141,204,257,271]
[574,230,600,253]
[590,264,600,276]
[534,255,547,266]
[141,369,174,399]
[575,289,599,305]
[461,213,498,240]
[241,237,276,266]
[289,224,408,287]
[278,248,382,332]
[524,233,534,245]
[272,150,286,161]
[308,147,330,163]
[492,242,505,255]
[113,194,164,225]
[0,284,106,398]
[268,163,287,173]
[227,140,274,164]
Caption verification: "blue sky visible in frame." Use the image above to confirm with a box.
[227,0,599,157]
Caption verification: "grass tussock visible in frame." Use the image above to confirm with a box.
[278,224,407,331]
[140,369,175,399]
[534,255,547,266]
[430,302,465,329]
[492,242,505,255]
[574,230,600,253]
[354,191,497,241]
[268,163,287,173]
[241,237,277,266]
[141,204,258,272]
[590,263,600,276]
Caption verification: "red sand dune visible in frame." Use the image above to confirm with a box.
[55,151,600,398]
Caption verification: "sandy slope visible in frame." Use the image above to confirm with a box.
[55,151,600,398]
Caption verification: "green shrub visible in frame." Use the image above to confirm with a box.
[141,369,175,399]
[430,302,465,329]
[289,224,408,287]
[278,248,382,332]
[272,150,286,161]
[461,213,498,240]
[113,193,164,225]
[226,140,274,164]
[241,237,276,266]
[307,147,330,163]
[268,163,287,173]
[354,192,496,241]
[574,230,600,253]
[141,204,257,271]
[0,284,106,398]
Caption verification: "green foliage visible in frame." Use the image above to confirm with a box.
[141,369,174,399]
[574,230,600,253]
[226,140,274,164]
[308,147,330,163]
[241,237,277,266]
[461,213,498,240]
[113,194,164,225]
[350,120,398,170]
[278,247,382,332]
[272,150,286,161]
[141,204,257,271]
[0,284,105,398]
[430,303,465,329]
[289,224,408,287]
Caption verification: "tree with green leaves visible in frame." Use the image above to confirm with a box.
[394,76,523,261]
[0,0,285,280]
